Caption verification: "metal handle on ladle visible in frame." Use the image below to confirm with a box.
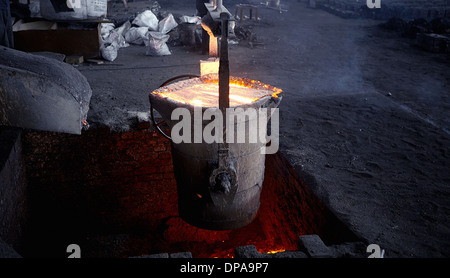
[209,12,238,197]
[149,74,199,140]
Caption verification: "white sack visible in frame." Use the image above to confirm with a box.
[101,44,118,61]
[132,10,159,31]
[145,31,171,56]
[179,15,201,24]
[158,13,178,34]
[124,27,150,45]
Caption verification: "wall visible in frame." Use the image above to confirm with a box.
[0,127,28,256]
[19,124,359,258]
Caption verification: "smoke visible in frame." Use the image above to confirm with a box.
[289,19,370,97]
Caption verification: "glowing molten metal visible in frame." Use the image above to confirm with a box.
[152,75,282,108]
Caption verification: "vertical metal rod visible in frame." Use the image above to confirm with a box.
[210,11,237,196]
[216,0,223,12]
[219,12,230,116]
[218,12,230,169]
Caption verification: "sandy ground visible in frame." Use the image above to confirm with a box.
[79,0,450,257]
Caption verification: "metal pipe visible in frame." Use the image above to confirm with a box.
[218,12,230,168]
[216,0,223,12]
[210,12,236,195]
[218,12,230,117]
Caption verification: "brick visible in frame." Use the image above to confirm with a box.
[65,55,84,64]
[298,234,334,258]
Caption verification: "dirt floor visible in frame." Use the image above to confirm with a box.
[78,0,450,257]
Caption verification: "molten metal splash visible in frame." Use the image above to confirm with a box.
[152,77,282,108]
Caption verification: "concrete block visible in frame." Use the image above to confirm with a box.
[330,241,368,258]
[170,252,193,258]
[272,251,308,258]
[235,245,262,258]
[130,253,169,258]
[0,237,21,258]
[0,127,27,251]
[299,234,334,258]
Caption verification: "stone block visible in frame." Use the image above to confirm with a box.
[235,245,262,258]
[170,252,193,258]
[130,253,169,258]
[330,241,368,258]
[0,127,27,252]
[272,250,308,258]
[0,237,21,258]
[298,234,334,258]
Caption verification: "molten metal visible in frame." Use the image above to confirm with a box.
[152,75,282,108]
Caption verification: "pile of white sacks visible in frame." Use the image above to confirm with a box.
[101,10,201,61]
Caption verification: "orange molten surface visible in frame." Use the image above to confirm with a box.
[154,81,281,108]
